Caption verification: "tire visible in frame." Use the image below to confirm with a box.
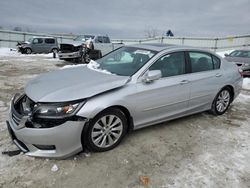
[89,50,102,60]
[210,87,232,115]
[51,48,58,53]
[25,48,32,54]
[85,108,128,152]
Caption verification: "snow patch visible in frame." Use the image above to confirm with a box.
[0,47,55,58]
[0,48,18,57]
[242,78,250,90]
[60,64,86,69]
[87,60,113,75]
[235,93,250,103]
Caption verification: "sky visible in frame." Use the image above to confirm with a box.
[0,0,250,39]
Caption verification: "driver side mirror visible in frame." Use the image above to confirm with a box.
[142,70,162,83]
[224,53,229,57]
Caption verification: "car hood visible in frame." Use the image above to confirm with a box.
[17,41,30,45]
[61,41,84,47]
[225,56,250,63]
[25,66,129,102]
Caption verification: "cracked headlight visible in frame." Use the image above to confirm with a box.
[34,100,85,119]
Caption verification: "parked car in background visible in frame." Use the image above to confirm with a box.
[58,35,123,63]
[7,44,242,158]
[17,37,59,54]
[224,49,250,77]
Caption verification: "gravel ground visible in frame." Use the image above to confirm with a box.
[0,51,250,188]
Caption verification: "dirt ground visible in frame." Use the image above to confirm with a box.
[0,52,250,188]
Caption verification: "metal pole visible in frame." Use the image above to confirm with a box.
[214,38,218,52]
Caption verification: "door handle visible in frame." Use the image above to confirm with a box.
[215,73,222,77]
[180,80,189,84]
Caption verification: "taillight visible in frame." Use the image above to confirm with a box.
[238,69,243,77]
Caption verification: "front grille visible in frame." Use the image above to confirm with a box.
[60,44,81,53]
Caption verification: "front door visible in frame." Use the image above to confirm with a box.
[31,38,44,53]
[132,52,190,128]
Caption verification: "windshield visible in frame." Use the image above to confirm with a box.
[229,50,250,58]
[28,38,33,43]
[91,46,156,76]
[74,35,94,41]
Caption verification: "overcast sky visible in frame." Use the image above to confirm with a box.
[0,0,250,38]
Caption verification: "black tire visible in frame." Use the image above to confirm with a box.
[210,87,232,115]
[85,108,128,152]
[25,48,32,54]
[51,48,58,53]
[89,41,94,50]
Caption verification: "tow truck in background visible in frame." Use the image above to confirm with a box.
[58,35,124,63]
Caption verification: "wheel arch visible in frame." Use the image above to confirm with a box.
[221,85,235,102]
[80,105,134,151]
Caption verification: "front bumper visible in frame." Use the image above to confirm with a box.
[58,51,81,59]
[6,96,87,159]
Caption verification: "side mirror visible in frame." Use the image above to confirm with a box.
[143,70,162,83]
[224,53,229,57]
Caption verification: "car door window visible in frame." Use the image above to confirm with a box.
[189,52,214,73]
[149,52,186,77]
[96,36,103,43]
[103,37,110,43]
[212,55,221,69]
[33,38,43,44]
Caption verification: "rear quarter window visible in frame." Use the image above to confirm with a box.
[212,55,221,69]
[45,38,55,44]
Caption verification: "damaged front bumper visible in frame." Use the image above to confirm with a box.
[6,94,87,159]
[58,51,81,59]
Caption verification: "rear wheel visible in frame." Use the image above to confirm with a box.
[210,87,232,115]
[85,108,128,152]
[51,48,58,54]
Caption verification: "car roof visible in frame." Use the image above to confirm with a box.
[128,43,209,52]
[128,43,177,52]
[32,36,56,39]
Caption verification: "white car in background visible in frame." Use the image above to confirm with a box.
[58,35,123,63]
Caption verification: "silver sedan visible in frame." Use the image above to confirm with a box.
[7,44,243,158]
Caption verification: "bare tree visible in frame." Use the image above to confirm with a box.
[144,26,159,38]
[13,26,22,31]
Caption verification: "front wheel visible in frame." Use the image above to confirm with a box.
[85,108,128,152]
[25,48,32,54]
[210,88,232,115]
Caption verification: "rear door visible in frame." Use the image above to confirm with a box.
[186,51,223,111]
[44,38,56,53]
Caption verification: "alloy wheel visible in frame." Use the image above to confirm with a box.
[91,115,123,148]
[216,90,230,113]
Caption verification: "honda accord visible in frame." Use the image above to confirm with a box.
[6,44,242,158]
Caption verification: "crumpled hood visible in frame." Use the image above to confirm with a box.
[61,41,85,47]
[25,66,129,102]
[17,41,30,45]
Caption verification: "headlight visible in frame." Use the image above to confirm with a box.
[34,100,85,119]
[244,63,250,66]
